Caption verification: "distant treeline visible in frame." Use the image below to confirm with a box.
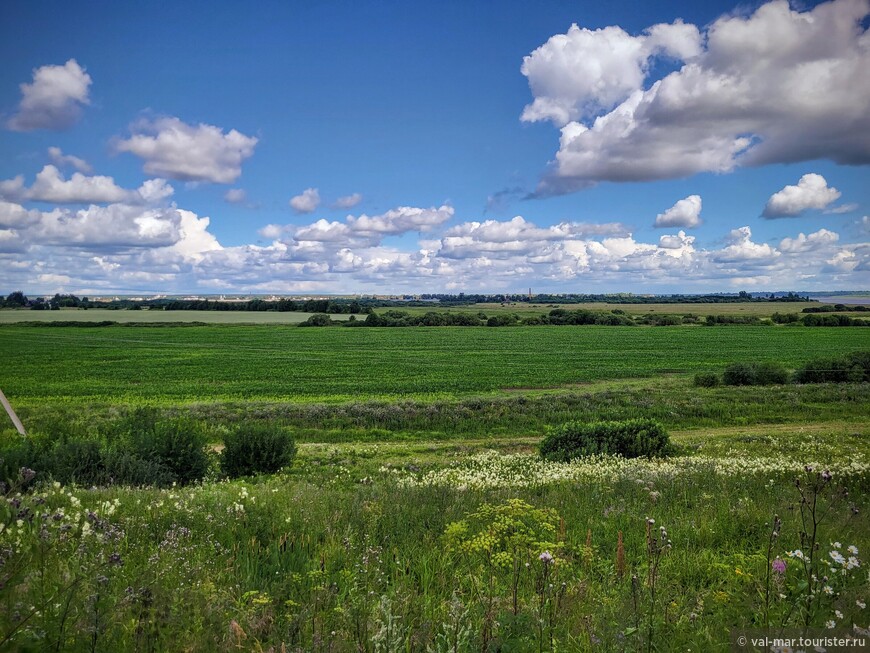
[2,290,821,311]
[419,290,814,305]
[300,309,869,328]
[802,304,869,313]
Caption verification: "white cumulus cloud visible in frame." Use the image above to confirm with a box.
[763,173,842,218]
[289,188,320,214]
[115,117,258,184]
[654,195,702,228]
[528,0,870,194]
[224,188,247,204]
[333,193,363,209]
[48,147,92,173]
[0,166,173,205]
[7,60,92,131]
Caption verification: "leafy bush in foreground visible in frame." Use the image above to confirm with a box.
[126,410,209,485]
[539,419,670,461]
[221,423,297,478]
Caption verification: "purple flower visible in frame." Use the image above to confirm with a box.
[772,558,786,574]
[539,551,554,565]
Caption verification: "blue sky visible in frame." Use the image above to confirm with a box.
[0,0,868,295]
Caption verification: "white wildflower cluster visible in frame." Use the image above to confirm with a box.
[828,543,861,574]
[394,451,870,490]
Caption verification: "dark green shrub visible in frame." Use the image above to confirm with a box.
[539,419,670,461]
[221,424,297,478]
[723,362,757,386]
[754,361,789,385]
[794,352,869,384]
[693,372,720,387]
[844,351,870,382]
[48,439,106,485]
[130,416,209,485]
[103,449,175,487]
[300,313,333,327]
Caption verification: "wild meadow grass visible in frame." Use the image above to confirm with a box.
[1,428,867,652]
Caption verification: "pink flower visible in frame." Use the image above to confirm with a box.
[772,558,786,574]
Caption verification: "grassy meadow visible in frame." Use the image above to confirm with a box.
[0,322,868,651]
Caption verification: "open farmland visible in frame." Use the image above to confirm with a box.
[0,308,355,324]
[1,324,867,405]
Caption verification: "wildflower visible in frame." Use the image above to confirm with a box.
[857,600,866,609]
[836,610,844,619]
[788,550,806,561]
[847,556,861,570]
[848,545,859,555]
[830,551,846,565]
[539,551,554,565]
[772,558,787,574]
[826,620,836,629]
[833,542,843,549]
[824,586,833,595]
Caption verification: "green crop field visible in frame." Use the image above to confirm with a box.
[0,308,354,324]
[1,324,867,405]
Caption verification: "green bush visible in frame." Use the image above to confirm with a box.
[221,423,297,478]
[722,362,757,386]
[794,352,869,384]
[722,361,789,386]
[102,449,175,487]
[693,372,720,387]
[300,313,333,327]
[539,419,670,461]
[48,439,106,485]
[129,414,209,485]
[754,361,789,385]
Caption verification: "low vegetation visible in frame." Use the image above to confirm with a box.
[539,419,671,461]
[0,320,866,651]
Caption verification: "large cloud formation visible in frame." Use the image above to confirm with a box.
[524,0,870,195]
[0,166,173,205]
[6,60,92,131]
[4,198,865,294]
[115,117,258,184]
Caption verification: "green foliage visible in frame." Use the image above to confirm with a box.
[221,423,297,478]
[754,361,789,385]
[444,498,559,566]
[126,409,209,485]
[723,362,758,386]
[795,351,870,384]
[299,313,333,327]
[539,418,670,461]
[693,372,720,387]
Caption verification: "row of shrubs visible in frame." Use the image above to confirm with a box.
[693,351,870,387]
[0,410,296,489]
[539,418,671,461]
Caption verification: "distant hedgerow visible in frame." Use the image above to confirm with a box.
[794,351,870,384]
[539,419,670,461]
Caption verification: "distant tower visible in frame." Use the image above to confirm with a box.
[528,287,532,300]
